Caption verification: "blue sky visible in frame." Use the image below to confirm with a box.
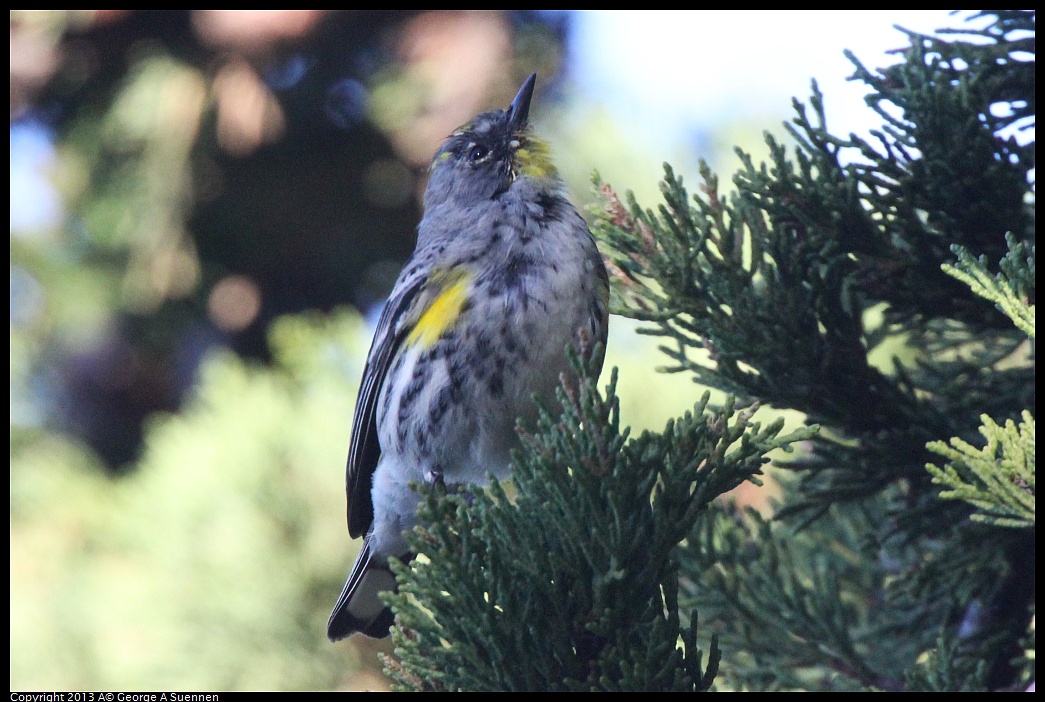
[569,10,977,144]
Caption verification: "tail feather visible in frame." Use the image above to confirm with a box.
[327,537,398,640]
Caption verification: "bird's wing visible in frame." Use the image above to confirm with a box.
[346,260,475,538]
[345,270,423,538]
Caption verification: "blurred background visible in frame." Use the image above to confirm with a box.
[10,10,969,691]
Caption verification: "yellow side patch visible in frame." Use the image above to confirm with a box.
[406,272,471,348]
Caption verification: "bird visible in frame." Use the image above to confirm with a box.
[327,73,609,640]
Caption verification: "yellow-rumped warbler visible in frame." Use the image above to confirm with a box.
[327,73,609,640]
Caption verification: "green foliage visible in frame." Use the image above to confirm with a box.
[10,310,373,690]
[942,237,1036,338]
[588,9,1034,692]
[682,502,912,691]
[902,633,990,692]
[384,352,814,691]
[927,411,1035,528]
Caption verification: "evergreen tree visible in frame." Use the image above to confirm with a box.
[387,10,1034,691]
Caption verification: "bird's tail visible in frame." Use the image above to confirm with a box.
[327,536,398,640]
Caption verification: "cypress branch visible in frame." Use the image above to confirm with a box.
[384,350,812,691]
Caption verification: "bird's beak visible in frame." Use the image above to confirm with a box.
[507,73,537,132]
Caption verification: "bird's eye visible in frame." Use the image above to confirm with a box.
[467,144,489,163]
